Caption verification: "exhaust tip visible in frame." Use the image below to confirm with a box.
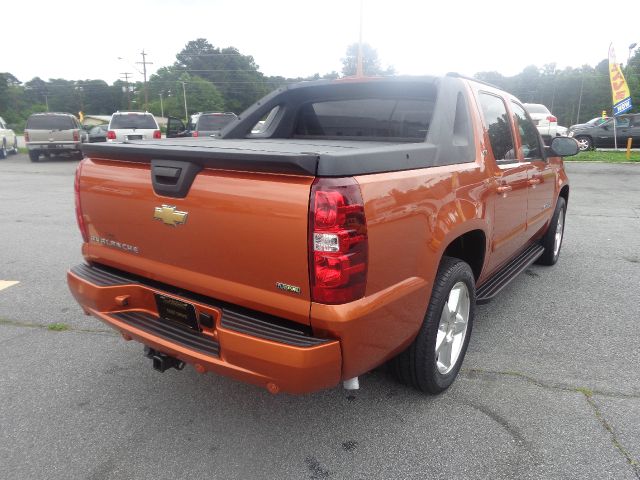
[343,377,359,390]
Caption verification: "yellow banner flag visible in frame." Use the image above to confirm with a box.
[608,44,632,115]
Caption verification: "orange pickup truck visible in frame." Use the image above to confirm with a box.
[67,75,578,394]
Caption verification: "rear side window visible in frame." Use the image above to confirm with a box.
[197,114,235,130]
[110,114,157,129]
[294,98,435,141]
[524,104,550,115]
[27,115,75,130]
[478,93,515,162]
[511,102,542,159]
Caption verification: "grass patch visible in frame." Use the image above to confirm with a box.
[17,147,28,154]
[566,150,640,162]
[47,322,70,331]
[575,386,594,398]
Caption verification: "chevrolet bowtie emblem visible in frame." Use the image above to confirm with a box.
[153,205,188,227]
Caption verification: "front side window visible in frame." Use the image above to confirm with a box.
[511,102,542,159]
[478,93,515,162]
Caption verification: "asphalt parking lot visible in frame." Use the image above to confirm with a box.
[1,153,639,480]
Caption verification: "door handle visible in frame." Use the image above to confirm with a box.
[528,178,542,186]
[496,185,513,193]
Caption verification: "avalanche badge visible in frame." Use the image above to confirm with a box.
[154,205,188,227]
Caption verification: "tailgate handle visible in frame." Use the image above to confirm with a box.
[153,166,182,184]
[151,160,202,198]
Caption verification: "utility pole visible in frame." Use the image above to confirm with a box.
[576,72,585,125]
[356,0,364,77]
[158,93,164,118]
[120,72,132,110]
[137,50,153,111]
[44,94,49,112]
[180,81,188,123]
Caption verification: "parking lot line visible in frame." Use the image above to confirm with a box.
[0,281,20,291]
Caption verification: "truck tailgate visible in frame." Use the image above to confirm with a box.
[79,157,314,325]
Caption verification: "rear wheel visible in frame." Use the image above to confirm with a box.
[391,257,475,394]
[536,197,566,266]
[10,138,18,154]
[29,151,40,162]
[0,141,7,159]
[575,136,592,151]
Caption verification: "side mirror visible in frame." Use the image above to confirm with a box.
[548,136,579,157]
[601,124,609,130]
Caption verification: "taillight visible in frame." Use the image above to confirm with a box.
[153,129,161,139]
[309,177,368,304]
[73,130,79,142]
[192,131,199,137]
[74,161,89,243]
[24,131,30,142]
[107,130,116,140]
[547,115,557,123]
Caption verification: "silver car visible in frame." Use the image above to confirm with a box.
[25,113,85,162]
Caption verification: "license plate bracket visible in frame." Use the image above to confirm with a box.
[154,294,198,330]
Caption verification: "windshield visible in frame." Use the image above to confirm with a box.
[110,114,157,129]
[586,117,607,125]
[26,115,75,130]
[197,114,235,131]
[524,104,550,114]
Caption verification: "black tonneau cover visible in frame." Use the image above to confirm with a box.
[83,75,475,177]
[81,138,439,177]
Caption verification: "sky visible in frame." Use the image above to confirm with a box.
[6,0,640,85]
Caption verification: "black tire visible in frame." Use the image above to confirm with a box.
[10,138,18,154]
[390,256,476,394]
[29,151,40,162]
[575,136,592,151]
[536,197,566,266]
[0,141,7,159]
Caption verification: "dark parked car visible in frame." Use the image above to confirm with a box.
[568,114,640,150]
[167,112,237,138]
[87,124,108,143]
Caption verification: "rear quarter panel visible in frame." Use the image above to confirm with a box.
[311,161,492,379]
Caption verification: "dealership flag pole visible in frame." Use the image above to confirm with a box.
[608,43,633,150]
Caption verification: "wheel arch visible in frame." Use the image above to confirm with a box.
[559,184,569,206]
[441,228,486,281]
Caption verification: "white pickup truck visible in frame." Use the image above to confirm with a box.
[0,116,18,158]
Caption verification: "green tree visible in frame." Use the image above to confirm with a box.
[341,43,394,77]
[145,67,224,118]
[173,38,269,112]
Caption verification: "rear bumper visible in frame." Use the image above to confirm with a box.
[67,263,341,394]
[27,142,81,151]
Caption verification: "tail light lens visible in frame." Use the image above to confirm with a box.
[547,115,557,123]
[107,130,116,140]
[74,161,89,243]
[309,177,368,304]
[73,130,79,142]
[192,131,199,137]
[24,131,30,142]
[153,129,161,139]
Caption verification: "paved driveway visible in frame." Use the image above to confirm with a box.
[0,155,638,479]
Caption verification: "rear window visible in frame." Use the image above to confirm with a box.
[27,115,76,130]
[197,114,235,131]
[110,113,157,129]
[524,104,550,114]
[294,98,435,141]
